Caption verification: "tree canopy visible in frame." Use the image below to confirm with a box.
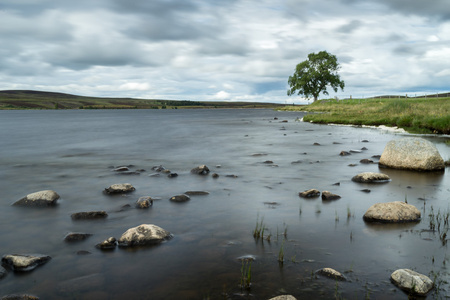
[287,51,345,102]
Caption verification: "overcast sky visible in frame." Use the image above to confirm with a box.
[1,0,449,103]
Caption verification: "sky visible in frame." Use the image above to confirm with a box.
[1,0,449,104]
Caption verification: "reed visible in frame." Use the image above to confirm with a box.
[240,259,252,290]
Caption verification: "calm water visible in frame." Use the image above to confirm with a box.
[0,109,449,299]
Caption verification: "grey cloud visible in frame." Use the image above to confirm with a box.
[336,20,363,34]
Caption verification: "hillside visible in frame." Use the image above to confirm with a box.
[0,90,285,110]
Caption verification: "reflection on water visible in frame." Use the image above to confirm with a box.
[0,109,449,299]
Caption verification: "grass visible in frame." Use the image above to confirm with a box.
[240,259,252,290]
[282,97,450,134]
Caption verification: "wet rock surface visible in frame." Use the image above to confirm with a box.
[169,194,190,202]
[352,172,390,183]
[379,137,445,171]
[104,183,135,194]
[71,211,108,220]
[95,237,117,250]
[1,295,40,300]
[315,267,346,281]
[136,196,153,208]
[184,191,210,196]
[268,295,297,300]
[363,201,421,223]
[390,268,434,295]
[299,189,320,198]
[13,190,60,207]
[64,232,92,242]
[118,224,172,247]
[190,165,210,175]
[2,254,51,272]
[321,191,341,201]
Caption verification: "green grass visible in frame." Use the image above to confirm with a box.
[282,97,450,134]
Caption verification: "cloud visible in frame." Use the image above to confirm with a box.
[212,91,231,100]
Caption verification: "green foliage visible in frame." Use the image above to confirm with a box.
[240,259,252,290]
[287,51,345,101]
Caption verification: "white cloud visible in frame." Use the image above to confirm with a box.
[212,91,231,100]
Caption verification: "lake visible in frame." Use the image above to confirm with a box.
[0,109,449,299]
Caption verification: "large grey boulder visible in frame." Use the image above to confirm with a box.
[118,224,172,247]
[363,201,421,223]
[13,190,60,207]
[2,254,51,272]
[379,137,445,171]
[390,269,434,295]
[104,183,135,194]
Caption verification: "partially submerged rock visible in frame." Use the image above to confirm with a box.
[321,191,341,201]
[136,197,153,208]
[184,191,210,196]
[315,267,346,281]
[379,137,445,171]
[352,172,390,183]
[95,237,117,250]
[268,295,297,300]
[363,201,421,223]
[299,189,320,198]
[169,194,190,203]
[71,211,108,220]
[0,266,6,279]
[64,232,92,242]
[13,190,60,207]
[1,295,40,300]
[2,254,51,272]
[104,183,135,194]
[190,165,210,175]
[390,269,434,295]
[118,224,172,247]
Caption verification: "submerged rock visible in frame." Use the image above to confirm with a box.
[352,172,390,183]
[363,201,421,223]
[315,268,346,281]
[1,295,40,300]
[321,191,341,201]
[13,190,60,207]
[379,137,445,171]
[268,295,297,300]
[360,159,374,164]
[390,269,434,295]
[104,183,135,194]
[136,197,153,208]
[339,151,351,156]
[71,211,108,220]
[2,254,51,272]
[190,165,210,175]
[64,232,92,242]
[184,191,210,196]
[299,189,320,198]
[95,237,117,250]
[118,224,172,247]
[169,194,190,202]
[0,266,6,279]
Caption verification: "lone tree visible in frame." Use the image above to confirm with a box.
[287,51,345,102]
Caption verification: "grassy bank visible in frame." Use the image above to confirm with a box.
[282,97,450,134]
[0,90,284,110]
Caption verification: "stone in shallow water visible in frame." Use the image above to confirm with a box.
[13,190,60,207]
[315,267,346,281]
[321,191,341,201]
[352,172,390,183]
[1,294,40,300]
[136,196,153,208]
[104,183,135,194]
[268,296,297,300]
[299,189,320,198]
[169,194,190,202]
[2,254,51,272]
[363,201,421,223]
[95,237,117,250]
[190,165,210,175]
[390,268,434,295]
[118,224,172,247]
[64,232,92,242]
[71,211,108,220]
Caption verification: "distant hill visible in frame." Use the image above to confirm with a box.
[0,90,285,110]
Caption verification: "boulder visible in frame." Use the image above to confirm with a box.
[321,191,341,201]
[390,269,434,295]
[184,191,210,196]
[339,151,351,156]
[13,190,59,207]
[1,295,40,300]
[64,232,92,242]
[379,137,445,171]
[363,201,421,223]
[104,183,135,194]
[136,197,153,209]
[268,296,297,300]
[315,267,346,281]
[2,254,51,272]
[95,237,117,250]
[118,224,172,247]
[71,211,108,220]
[169,194,190,203]
[360,159,374,164]
[352,172,390,183]
[299,189,320,198]
[190,165,210,175]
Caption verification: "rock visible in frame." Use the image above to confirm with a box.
[0,266,6,279]
[212,173,219,178]
[151,165,166,172]
[76,250,91,255]
[313,142,321,146]
[352,172,390,183]
[190,165,210,175]
[390,269,434,295]
[299,189,320,198]
[95,237,117,250]
[136,197,153,208]
[1,295,40,300]
[2,254,51,272]
[350,149,362,153]
[379,137,445,171]
[184,191,210,196]
[64,232,92,242]
[360,159,374,164]
[167,173,178,178]
[118,224,172,247]
[71,211,108,220]
[321,191,341,201]
[363,201,421,223]
[115,171,140,175]
[315,268,346,281]
[13,190,60,207]
[104,183,135,194]
[268,295,297,300]
[339,151,351,156]
[360,189,371,193]
[169,194,190,202]
[113,166,129,172]
[225,174,238,178]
